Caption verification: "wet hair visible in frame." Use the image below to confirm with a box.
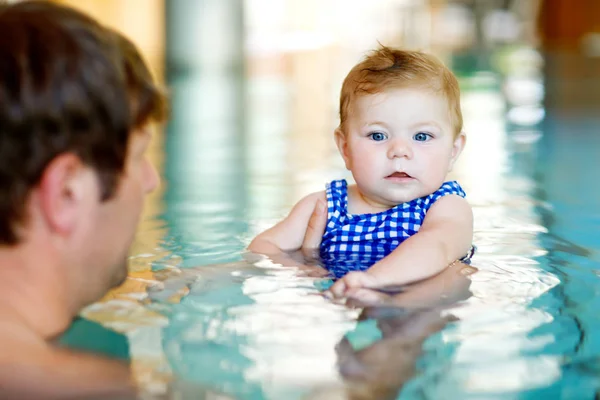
[338,46,462,136]
[0,1,168,244]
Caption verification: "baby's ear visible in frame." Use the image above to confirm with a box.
[449,131,466,171]
[334,128,351,170]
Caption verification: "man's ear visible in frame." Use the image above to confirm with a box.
[448,131,466,171]
[334,128,351,170]
[37,153,97,236]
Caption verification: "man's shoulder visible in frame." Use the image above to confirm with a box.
[0,317,135,399]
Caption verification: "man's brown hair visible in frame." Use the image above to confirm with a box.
[338,46,462,136]
[0,1,167,244]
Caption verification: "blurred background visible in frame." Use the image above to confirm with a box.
[36,0,600,398]
[48,0,600,257]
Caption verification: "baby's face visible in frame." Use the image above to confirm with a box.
[336,88,465,209]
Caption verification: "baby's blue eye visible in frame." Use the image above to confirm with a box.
[414,132,431,142]
[370,132,387,141]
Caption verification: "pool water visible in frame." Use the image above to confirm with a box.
[67,48,600,399]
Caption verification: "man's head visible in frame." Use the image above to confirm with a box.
[338,46,463,137]
[0,1,167,306]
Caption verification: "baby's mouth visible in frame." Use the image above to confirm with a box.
[386,172,413,179]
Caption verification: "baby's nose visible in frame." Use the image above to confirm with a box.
[387,138,412,159]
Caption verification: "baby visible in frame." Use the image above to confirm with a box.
[249,46,474,298]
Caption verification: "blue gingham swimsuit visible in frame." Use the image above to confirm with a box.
[319,179,474,278]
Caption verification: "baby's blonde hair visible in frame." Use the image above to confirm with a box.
[339,46,463,136]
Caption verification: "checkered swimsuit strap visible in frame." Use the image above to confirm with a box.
[324,179,349,230]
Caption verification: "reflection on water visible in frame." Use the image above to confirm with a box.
[61,1,600,399]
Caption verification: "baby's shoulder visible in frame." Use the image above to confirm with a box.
[423,187,472,220]
[296,190,327,208]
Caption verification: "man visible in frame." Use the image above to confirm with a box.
[0,3,328,398]
[0,1,167,398]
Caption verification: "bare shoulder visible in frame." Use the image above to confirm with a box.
[0,321,134,399]
[289,190,327,216]
[298,190,327,206]
[421,194,474,253]
[425,194,473,222]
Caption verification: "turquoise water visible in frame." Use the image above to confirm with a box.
[65,49,600,399]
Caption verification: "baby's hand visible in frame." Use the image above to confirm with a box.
[325,271,381,299]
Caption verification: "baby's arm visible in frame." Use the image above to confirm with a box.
[248,191,327,255]
[369,194,473,282]
[328,195,473,297]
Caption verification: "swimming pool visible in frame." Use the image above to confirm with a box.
[66,46,600,399]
